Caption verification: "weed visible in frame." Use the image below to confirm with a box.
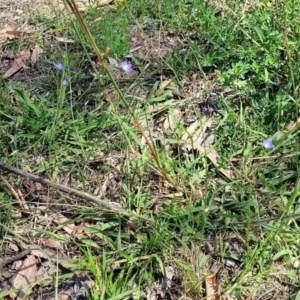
[1,0,300,299]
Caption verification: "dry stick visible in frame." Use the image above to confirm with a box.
[0,163,128,214]
[0,249,31,268]
[1,175,28,211]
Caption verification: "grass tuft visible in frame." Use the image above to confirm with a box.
[1,0,300,299]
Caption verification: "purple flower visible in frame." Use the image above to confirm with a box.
[262,139,274,149]
[62,79,69,86]
[119,60,132,73]
[54,62,65,70]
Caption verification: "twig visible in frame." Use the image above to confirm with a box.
[0,163,128,214]
[0,249,31,268]
[1,176,29,211]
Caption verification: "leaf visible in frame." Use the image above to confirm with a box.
[163,108,183,131]
[149,90,173,102]
[157,79,172,96]
[31,44,43,64]
[9,254,37,299]
[272,249,292,261]
[78,238,101,249]
[108,57,119,67]
[2,49,31,79]
[181,118,234,179]
[14,89,41,118]
[0,26,15,39]
[205,149,234,179]
[51,212,77,235]
[0,27,34,41]
[54,36,74,43]
[182,118,212,150]
[6,29,35,38]
[39,238,63,250]
[26,244,71,269]
[295,290,300,300]
[99,0,113,5]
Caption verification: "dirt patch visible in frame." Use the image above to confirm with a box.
[129,26,187,61]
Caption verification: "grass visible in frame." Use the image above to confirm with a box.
[1,0,300,299]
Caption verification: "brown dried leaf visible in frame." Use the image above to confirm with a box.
[288,115,300,131]
[54,36,74,43]
[25,244,71,269]
[51,212,76,235]
[163,108,183,131]
[182,119,234,179]
[31,44,43,64]
[6,29,35,38]
[108,57,119,67]
[2,49,31,79]
[40,238,63,250]
[182,118,212,150]
[47,275,94,300]
[204,149,234,179]
[145,266,174,300]
[205,273,219,300]
[0,26,15,40]
[9,254,37,299]
[157,79,172,96]
[99,0,113,5]
[8,242,19,253]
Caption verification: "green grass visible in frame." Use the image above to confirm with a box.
[1,0,300,299]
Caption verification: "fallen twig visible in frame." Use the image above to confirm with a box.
[0,162,128,214]
[1,176,29,211]
[0,249,31,268]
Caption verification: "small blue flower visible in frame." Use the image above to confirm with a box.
[262,139,274,149]
[54,62,65,70]
[119,60,132,73]
[62,79,69,86]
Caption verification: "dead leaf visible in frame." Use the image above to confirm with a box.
[54,36,74,43]
[182,119,234,179]
[191,73,197,83]
[9,254,37,299]
[40,238,63,250]
[145,266,174,299]
[205,273,219,300]
[24,244,71,269]
[31,44,43,64]
[163,108,183,131]
[47,275,94,300]
[2,49,31,79]
[157,79,172,96]
[108,57,119,67]
[182,118,212,150]
[50,212,91,238]
[164,266,174,291]
[36,261,56,277]
[6,29,35,38]
[0,27,35,43]
[51,212,76,235]
[204,149,234,179]
[0,26,16,40]
[99,0,113,5]
[203,134,215,147]
[288,115,300,131]
[8,242,19,253]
